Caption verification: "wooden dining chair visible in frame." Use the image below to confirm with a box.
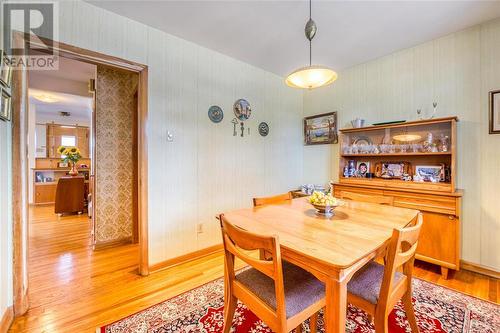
[220,214,325,333]
[253,192,293,207]
[347,213,423,333]
[340,191,394,205]
[252,192,294,260]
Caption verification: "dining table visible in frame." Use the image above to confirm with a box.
[222,197,420,333]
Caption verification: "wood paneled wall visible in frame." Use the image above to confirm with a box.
[303,19,500,271]
[94,66,138,244]
[44,1,303,264]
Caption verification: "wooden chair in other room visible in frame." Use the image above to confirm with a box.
[253,192,293,207]
[55,176,85,215]
[220,214,325,333]
[347,213,423,333]
[340,191,394,205]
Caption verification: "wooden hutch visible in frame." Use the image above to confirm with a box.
[332,117,462,279]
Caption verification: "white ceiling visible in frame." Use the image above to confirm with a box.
[87,1,500,76]
[30,89,93,125]
[29,55,94,125]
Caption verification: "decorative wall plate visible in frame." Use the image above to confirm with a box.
[258,122,269,136]
[233,99,251,121]
[208,105,224,123]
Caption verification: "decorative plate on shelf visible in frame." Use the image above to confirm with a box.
[233,99,251,121]
[258,122,269,136]
[352,135,372,146]
[208,105,224,123]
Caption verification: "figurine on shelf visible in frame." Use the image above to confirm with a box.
[439,134,449,152]
[343,165,350,178]
[401,173,412,181]
[413,174,424,182]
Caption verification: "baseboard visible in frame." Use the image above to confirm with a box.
[93,237,133,250]
[460,260,500,279]
[149,244,223,273]
[0,306,14,333]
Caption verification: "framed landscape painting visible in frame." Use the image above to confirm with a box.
[490,90,500,134]
[304,112,338,145]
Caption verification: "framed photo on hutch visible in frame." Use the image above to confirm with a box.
[489,90,500,134]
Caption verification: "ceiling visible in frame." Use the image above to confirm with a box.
[30,88,93,125]
[87,1,500,76]
[29,55,94,125]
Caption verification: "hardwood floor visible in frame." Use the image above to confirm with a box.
[9,205,499,332]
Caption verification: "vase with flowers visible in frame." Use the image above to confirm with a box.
[58,146,82,176]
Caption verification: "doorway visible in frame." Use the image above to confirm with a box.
[11,33,149,316]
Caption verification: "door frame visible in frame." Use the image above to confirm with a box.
[11,32,149,316]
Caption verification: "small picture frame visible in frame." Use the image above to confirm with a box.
[304,112,338,145]
[0,51,12,88]
[415,165,445,182]
[356,161,370,177]
[58,162,68,168]
[0,88,11,122]
[489,90,500,134]
[375,161,411,179]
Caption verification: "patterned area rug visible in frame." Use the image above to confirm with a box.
[100,277,499,333]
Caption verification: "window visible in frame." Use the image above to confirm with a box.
[61,135,76,147]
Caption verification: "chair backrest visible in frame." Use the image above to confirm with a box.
[219,214,286,320]
[340,191,394,205]
[379,213,423,304]
[55,176,85,214]
[253,192,293,207]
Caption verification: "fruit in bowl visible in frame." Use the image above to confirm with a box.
[309,191,343,215]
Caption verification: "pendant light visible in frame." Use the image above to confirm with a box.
[285,0,338,89]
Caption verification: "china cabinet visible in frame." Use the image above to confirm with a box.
[332,117,462,279]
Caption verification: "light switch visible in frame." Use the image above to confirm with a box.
[167,130,174,142]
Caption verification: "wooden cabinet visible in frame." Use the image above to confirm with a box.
[333,184,461,279]
[334,117,462,279]
[34,183,57,204]
[46,124,90,158]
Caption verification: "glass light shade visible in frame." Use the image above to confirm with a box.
[285,65,338,89]
[392,134,422,142]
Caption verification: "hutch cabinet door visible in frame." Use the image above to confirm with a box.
[416,211,459,270]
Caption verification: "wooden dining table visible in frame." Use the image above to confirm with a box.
[222,197,420,333]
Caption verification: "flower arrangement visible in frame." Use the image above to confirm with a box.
[58,146,82,175]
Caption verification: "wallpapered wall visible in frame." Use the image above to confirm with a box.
[95,66,138,244]
[49,1,304,265]
[303,19,500,270]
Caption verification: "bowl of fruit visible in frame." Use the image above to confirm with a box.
[309,191,344,216]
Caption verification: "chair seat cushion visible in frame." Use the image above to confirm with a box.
[347,261,404,304]
[235,261,325,318]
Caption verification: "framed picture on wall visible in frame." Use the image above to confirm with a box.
[0,51,12,88]
[0,88,11,121]
[304,112,338,145]
[490,90,500,134]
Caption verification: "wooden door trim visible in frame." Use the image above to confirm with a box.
[11,33,149,316]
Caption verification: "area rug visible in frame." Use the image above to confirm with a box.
[100,277,499,333]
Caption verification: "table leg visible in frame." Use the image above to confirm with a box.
[324,278,347,333]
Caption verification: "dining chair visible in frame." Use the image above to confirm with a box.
[253,192,294,260]
[253,192,293,207]
[340,191,394,205]
[347,213,423,333]
[220,214,325,333]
